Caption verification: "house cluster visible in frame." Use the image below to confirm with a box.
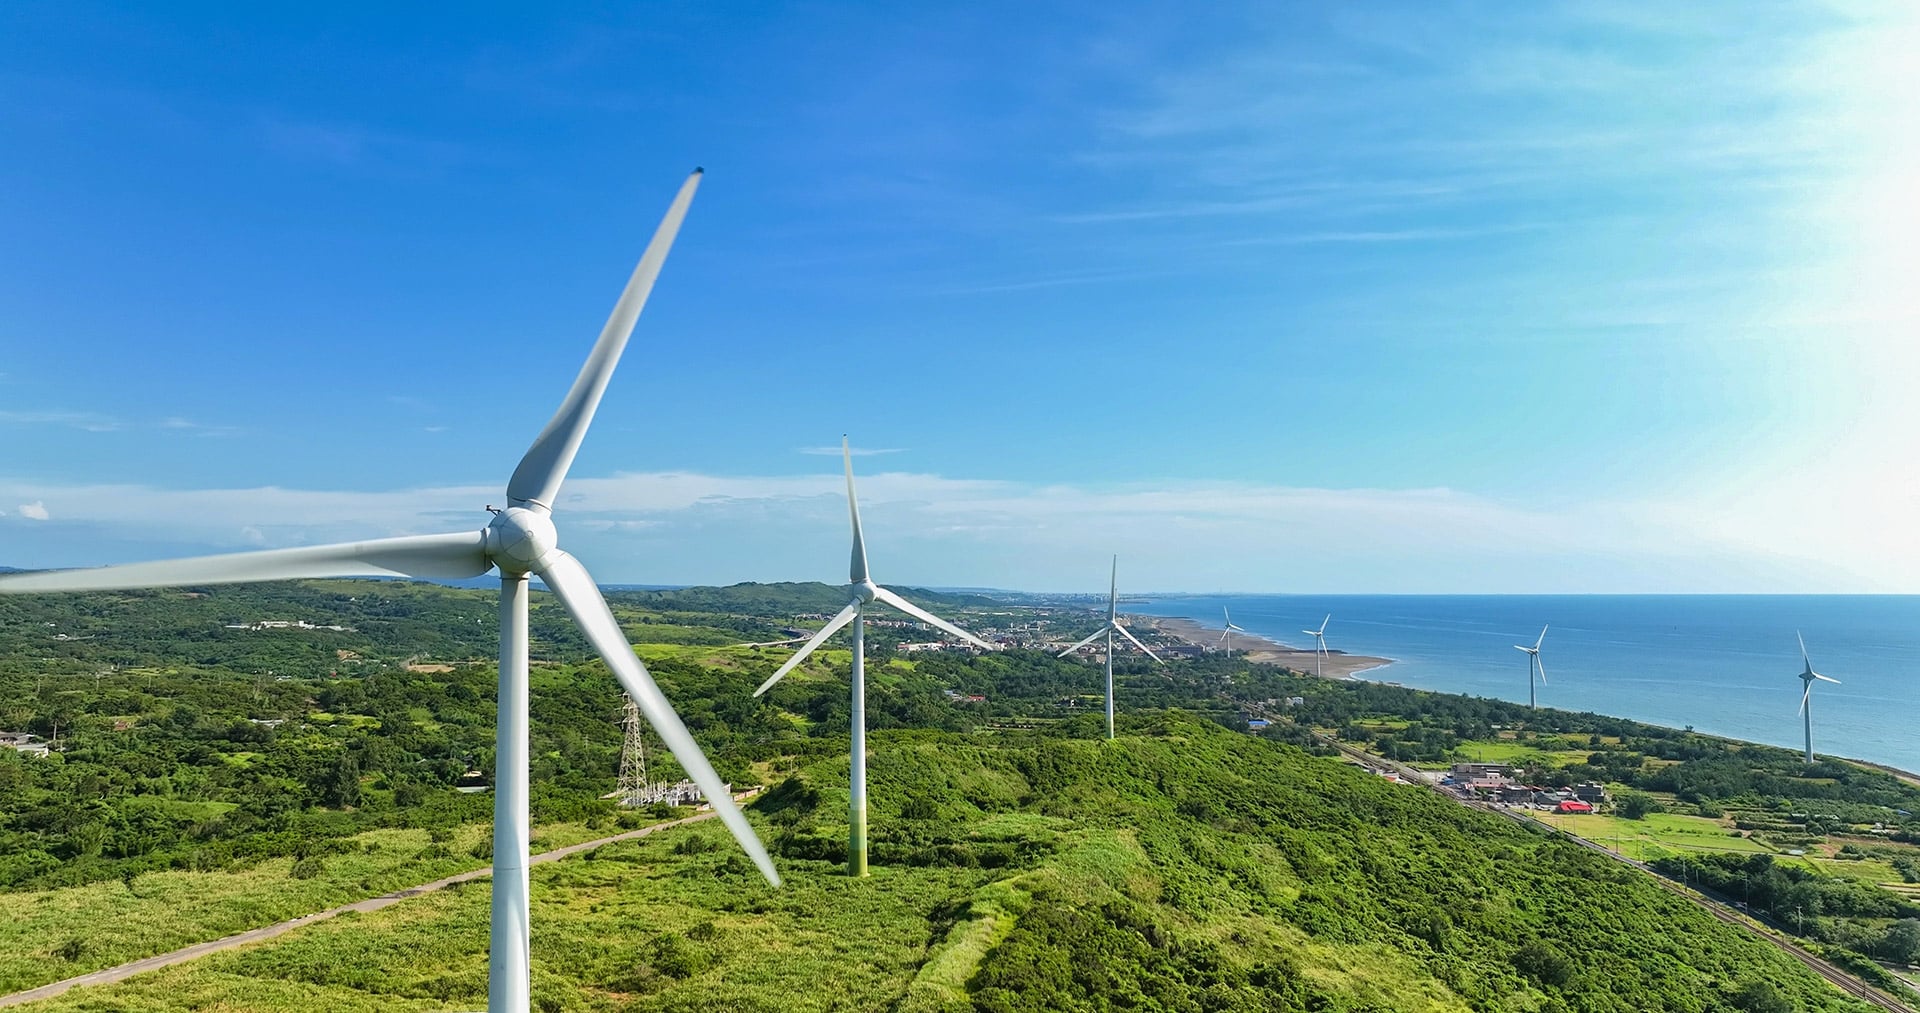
[896,641,964,654]
[943,689,988,704]
[0,731,52,758]
[222,619,356,632]
[1442,762,1607,812]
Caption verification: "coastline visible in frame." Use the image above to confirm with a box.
[1141,615,1394,679]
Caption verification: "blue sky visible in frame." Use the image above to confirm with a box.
[2,2,1916,592]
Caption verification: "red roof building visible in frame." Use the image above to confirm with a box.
[1556,800,1594,814]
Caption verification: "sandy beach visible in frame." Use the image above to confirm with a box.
[1140,615,1393,679]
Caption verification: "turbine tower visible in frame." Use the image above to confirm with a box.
[1057,557,1164,740]
[1794,632,1841,764]
[1219,607,1246,658]
[1514,625,1548,708]
[752,438,992,877]
[0,171,777,1013]
[1301,614,1331,678]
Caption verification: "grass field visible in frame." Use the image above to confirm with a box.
[1532,811,1772,862]
[1449,739,1592,767]
[0,819,657,997]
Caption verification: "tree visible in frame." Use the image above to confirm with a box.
[1733,979,1791,1013]
[1618,792,1659,820]
[1882,918,1920,964]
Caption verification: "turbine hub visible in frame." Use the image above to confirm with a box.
[486,506,559,575]
[852,580,879,603]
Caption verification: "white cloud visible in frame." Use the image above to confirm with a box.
[0,467,1874,592]
[0,410,122,432]
[798,445,903,457]
[17,501,49,521]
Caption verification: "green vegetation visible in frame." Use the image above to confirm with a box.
[0,579,1907,1010]
[7,718,1883,1012]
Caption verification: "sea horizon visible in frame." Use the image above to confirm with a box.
[1125,593,1920,774]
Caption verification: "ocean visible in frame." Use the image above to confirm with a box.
[1126,594,1920,773]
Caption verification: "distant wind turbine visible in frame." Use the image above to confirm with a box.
[1514,625,1548,708]
[1301,614,1331,678]
[1058,557,1164,739]
[1794,632,1841,764]
[1219,607,1246,657]
[752,438,993,877]
[0,171,777,1013]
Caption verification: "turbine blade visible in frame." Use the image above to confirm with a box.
[506,170,702,511]
[1113,621,1163,664]
[753,601,859,696]
[1535,656,1547,684]
[1814,673,1840,684]
[1799,681,1811,715]
[1797,631,1812,671]
[538,550,779,886]
[1535,624,1548,649]
[845,437,869,584]
[1057,627,1108,658]
[871,586,993,650]
[1318,614,1330,635]
[0,531,489,593]
[1108,555,1118,622]
[1514,645,1531,652]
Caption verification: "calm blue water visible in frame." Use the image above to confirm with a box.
[1128,595,1920,773]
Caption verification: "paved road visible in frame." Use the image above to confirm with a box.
[0,809,723,1008]
[1318,734,1915,1012]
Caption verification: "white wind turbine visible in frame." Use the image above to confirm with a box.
[1057,557,1163,740]
[1794,632,1841,764]
[752,438,993,877]
[1514,624,1548,708]
[0,171,777,1013]
[1301,614,1331,678]
[1219,607,1247,658]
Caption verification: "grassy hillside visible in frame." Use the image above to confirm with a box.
[12,718,1875,1013]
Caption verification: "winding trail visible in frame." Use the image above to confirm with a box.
[0,808,726,1009]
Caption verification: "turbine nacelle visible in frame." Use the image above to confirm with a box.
[486,507,560,575]
[852,579,880,604]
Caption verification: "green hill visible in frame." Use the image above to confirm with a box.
[11,718,1875,1013]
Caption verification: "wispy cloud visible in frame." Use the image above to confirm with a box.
[0,410,122,432]
[160,417,243,438]
[17,501,49,521]
[0,466,1875,592]
[798,445,903,457]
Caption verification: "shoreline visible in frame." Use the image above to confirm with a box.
[1138,614,1920,784]
[1141,615,1395,680]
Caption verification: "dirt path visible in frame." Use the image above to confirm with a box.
[0,808,726,1009]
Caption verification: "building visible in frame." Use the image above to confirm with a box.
[1556,800,1595,814]
[1572,782,1608,803]
[0,731,50,758]
[1247,718,1270,730]
[1452,762,1513,779]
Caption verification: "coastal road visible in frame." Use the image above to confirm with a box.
[0,805,735,1009]
[1313,733,1915,1013]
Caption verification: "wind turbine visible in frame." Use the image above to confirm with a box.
[1514,625,1548,708]
[1057,557,1163,740]
[0,171,777,1013]
[1219,607,1247,658]
[751,438,993,877]
[1795,632,1841,764]
[1301,614,1331,678]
